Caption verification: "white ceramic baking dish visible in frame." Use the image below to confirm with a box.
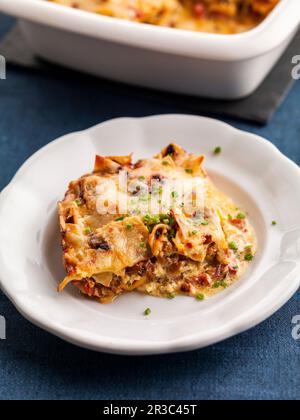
[0,0,299,99]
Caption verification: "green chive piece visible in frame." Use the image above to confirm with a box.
[138,176,145,181]
[195,293,205,301]
[237,212,246,220]
[229,241,238,251]
[201,220,209,226]
[83,227,91,235]
[245,253,254,261]
[168,229,176,240]
[143,214,161,228]
[214,146,222,155]
[152,215,160,225]
[140,242,146,249]
[144,308,151,316]
[213,281,227,289]
[74,198,82,207]
[167,293,176,299]
[171,191,179,199]
[272,220,277,226]
[115,215,128,222]
[143,214,151,223]
[228,214,232,220]
[126,224,133,230]
[185,168,193,174]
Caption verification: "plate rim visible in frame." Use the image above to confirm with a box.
[1,114,300,355]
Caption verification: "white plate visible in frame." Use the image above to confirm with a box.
[1,115,300,355]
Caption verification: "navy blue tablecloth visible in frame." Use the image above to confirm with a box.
[0,15,299,400]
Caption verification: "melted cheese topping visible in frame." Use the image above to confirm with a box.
[58,143,256,303]
[50,0,279,34]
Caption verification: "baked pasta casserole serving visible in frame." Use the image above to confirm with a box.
[50,0,279,34]
[58,144,256,303]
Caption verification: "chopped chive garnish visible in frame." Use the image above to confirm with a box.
[167,293,176,299]
[144,308,151,316]
[245,253,254,261]
[237,212,246,220]
[272,220,277,226]
[143,214,151,222]
[115,215,128,221]
[195,293,205,301]
[83,227,91,235]
[143,214,161,230]
[168,229,176,240]
[185,168,193,174]
[171,191,179,199]
[229,241,238,251]
[126,224,133,230]
[138,176,145,181]
[153,216,161,224]
[201,220,209,226]
[214,146,222,155]
[228,214,233,220]
[233,265,239,270]
[74,198,82,207]
[158,187,163,195]
[213,281,227,289]
[140,242,146,249]
[244,245,252,251]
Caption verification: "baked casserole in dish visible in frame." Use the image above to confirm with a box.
[50,0,280,34]
[0,0,299,98]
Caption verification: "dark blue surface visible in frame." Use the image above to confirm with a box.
[0,14,299,400]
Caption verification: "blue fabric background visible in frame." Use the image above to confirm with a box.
[0,15,299,400]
